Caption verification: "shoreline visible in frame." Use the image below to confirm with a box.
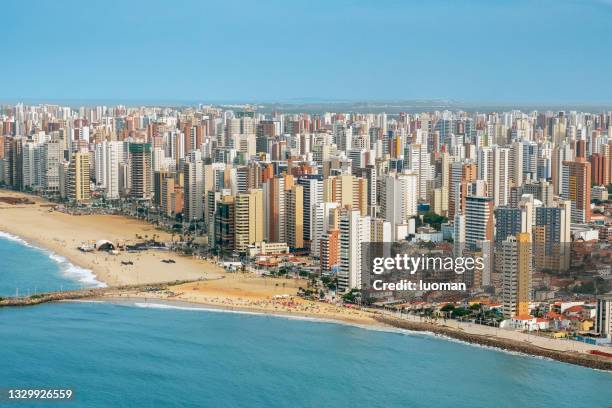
[76,295,612,372]
[0,190,225,286]
[89,296,390,329]
[1,189,611,372]
[2,268,612,371]
[0,230,106,288]
[375,315,612,371]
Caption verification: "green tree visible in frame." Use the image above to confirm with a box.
[440,303,455,313]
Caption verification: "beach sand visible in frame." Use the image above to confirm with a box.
[134,277,379,325]
[0,190,377,325]
[0,190,224,286]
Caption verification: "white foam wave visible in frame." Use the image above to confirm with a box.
[48,253,107,288]
[131,302,387,328]
[0,230,106,288]
[0,230,35,247]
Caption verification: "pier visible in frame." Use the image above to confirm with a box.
[0,279,201,308]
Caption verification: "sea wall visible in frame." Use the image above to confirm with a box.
[0,280,198,307]
[375,315,612,371]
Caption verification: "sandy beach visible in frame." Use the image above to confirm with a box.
[0,190,377,326]
[105,277,380,326]
[0,190,224,286]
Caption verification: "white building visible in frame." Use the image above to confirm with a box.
[183,158,204,221]
[95,141,125,200]
[381,171,418,240]
[595,295,612,340]
[338,208,370,293]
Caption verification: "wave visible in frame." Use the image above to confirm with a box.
[47,253,106,288]
[0,230,106,288]
[0,230,35,247]
[129,302,405,331]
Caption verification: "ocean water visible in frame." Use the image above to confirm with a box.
[0,301,611,408]
[0,231,104,297]
[1,236,611,407]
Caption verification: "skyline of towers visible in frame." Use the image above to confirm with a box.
[0,104,610,301]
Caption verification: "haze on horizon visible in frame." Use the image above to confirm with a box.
[2,0,612,104]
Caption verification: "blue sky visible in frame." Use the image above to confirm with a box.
[1,0,611,103]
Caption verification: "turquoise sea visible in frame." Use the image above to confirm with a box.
[0,232,104,297]
[1,235,611,407]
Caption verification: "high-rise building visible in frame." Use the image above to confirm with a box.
[285,184,304,249]
[323,174,368,216]
[320,229,340,274]
[551,142,573,195]
[380,171,418,240]
[297,175,323,245]
[465,195,494,251]
[500,233,532,318]
[95,141,124,200]
[128,143,152,200]
[495,207,523,242]
[561,158,591,223]
[477,146,510,206]
[183,160,204,221]
[595,295,612,340]
[263,175,289,243]
[338,208,370,293]
[533,200,571,272]
[42,140,61,193]
[160,176,176,217]
[448,161,476,217]
[590,153,608,185]
[406,143,434,200]
[67,151,90,203]
[214,195,235,250]
[154,170,171,207]
[234,189,264,251]
[311,202,340,258]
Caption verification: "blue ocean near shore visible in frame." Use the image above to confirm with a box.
[0,232,103,297]
[1,235,612,407]
[0,301,611,408]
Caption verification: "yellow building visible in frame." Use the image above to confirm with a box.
[323,174,367,216]
[500,232,532,318]
[516,232,532,317]
[161,177,175,217]
[67,151,90,203]
[285,184,304,249]
[234,189,264,251]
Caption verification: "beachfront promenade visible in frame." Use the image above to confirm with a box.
[374,309,612,371]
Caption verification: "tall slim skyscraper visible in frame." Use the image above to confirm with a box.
[67,151,90,203]
[338,208,370,293]
[96,141,124,200]
[183,160,204,222]
[129,143,152,200]
[380,171,418,240]
[500,233,532,318]
[234,189,264,251]
[561,158,591,223]
[297,175,323,246]
[465,195,494,251]
[285,184,304,249]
